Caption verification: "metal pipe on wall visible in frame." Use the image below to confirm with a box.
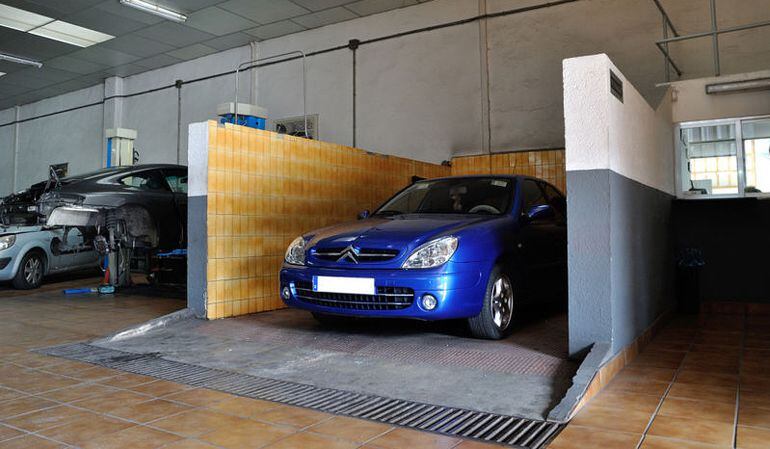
[234,51,307,135]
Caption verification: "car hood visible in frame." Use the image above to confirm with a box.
[305,214,498,267]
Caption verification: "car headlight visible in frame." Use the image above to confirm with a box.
[402,236,458,269]
[0,235,16,251]
[285,236,307,266]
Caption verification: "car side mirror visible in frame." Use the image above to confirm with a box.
[525,204,554,222]
[358,210,370,220]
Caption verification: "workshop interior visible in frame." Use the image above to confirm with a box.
[1,1,770,448]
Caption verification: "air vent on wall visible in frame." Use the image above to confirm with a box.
[610,70,623,103]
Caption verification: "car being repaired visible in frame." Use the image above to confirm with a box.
[1,164,188,288]
[0,224,98,289]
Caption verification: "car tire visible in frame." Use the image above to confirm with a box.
[311,312,349,326]
[13,251,45,290]
[467,266,515,340]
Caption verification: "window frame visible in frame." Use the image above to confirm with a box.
[675,114,770,199]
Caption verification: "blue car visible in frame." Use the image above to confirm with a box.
[280,175,567,339]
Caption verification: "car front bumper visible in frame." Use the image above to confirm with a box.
[279,260,493,320]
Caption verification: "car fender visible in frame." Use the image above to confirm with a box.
[8,236,50,277]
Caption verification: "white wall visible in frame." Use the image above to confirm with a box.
[564,54,674,195]
[0,0,680,196]
[671,68,770,124]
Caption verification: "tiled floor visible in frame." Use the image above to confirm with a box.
[0,278,505,449]
[550,309,770,449]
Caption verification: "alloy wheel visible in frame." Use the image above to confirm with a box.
[24,257,42,286]
[490,275,513,330]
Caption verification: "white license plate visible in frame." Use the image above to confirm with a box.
[313,276,375,295]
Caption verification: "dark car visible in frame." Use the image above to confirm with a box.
[1,164,188,250]
[280,175,567,339]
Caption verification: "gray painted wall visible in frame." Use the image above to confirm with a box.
[568,169,674,356]
[0,0,678,196]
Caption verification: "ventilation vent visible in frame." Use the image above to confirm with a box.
[610,70,623,102]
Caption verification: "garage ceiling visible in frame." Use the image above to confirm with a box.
[0,0,429,109]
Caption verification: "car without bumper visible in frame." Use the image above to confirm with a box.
[0,225,98,289]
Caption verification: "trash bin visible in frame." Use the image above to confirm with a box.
[676,248,705,314]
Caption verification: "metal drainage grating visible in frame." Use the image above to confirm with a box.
[35,343,564,449]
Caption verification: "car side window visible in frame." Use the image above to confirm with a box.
[521,180,548,213]
[163,169,188,194]
[119,170,169,192]
[542,183,567,221]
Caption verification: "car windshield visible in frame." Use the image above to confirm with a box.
[375,177,515,216]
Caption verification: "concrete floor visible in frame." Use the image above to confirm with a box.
[95,308,577,420]
[0,277,507,449]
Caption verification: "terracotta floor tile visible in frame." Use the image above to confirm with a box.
[648,415,734,446]
[200,419,295,448]
[309,416,392,443]
[667,382,737,404]
[41,382,116,403]
[0,388,25,403]
[658,397,736,423]
[38,413,133,447]
[570,404,652,434]
[3,405,94,432]
[158,439,221,448]
[161,388,235,407]
[0,424,22,443]
[36,360,94,376]
[368,428,461,449]
[131,380,189,397]
[620,366,676,383]
[1,370,80,394]
[206,396,280,418]
[109,399,191,423]
[0,396,58,419]
[742,389,770,410]
[0,434,66,449]
[262,431,357,449]
[605,376,669,396]
[739,406,770,430]
[588,391,662,415]
[675,371,739,388]
[151,409,245,438]
[66,366,120,381]
[631,352,685,369]
[547,425,640,449]
[742,376,770,392]
[737,425,770,449]
[258,405,332,428]
[81,424,183,449]
[98,373,156,389]
[72,389,153,413]
[639,435,725,448]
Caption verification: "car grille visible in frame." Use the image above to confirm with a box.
[293,281,414,310]
[312,247,399,263]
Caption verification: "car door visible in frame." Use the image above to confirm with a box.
[517,179,561,301]
[160,168,188,248]
[541,182,568,300]
[117,169,178,249]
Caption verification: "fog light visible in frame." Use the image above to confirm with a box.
[421,294,438,311]
[281,286,291,300]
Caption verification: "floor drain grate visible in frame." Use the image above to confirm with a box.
[35,343,563,448]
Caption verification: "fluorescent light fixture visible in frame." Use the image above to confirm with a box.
[0,53,42,68]
[706,77,770,95]
[0,4,51,32]
[0,72,5,77]
[30,20,113,47]
[119,0,187,23]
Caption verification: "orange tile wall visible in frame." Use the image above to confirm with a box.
[204,122,449,319]
[203,121,566,319]
[451,150,566,192]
